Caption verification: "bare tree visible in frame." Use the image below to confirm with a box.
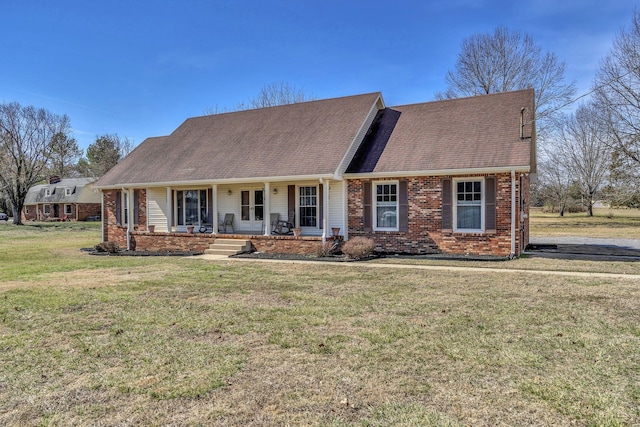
[593,11,640,170]
[0,102,71,224]
[48,132,82,178]
[205,81,315,114]
[556,103,611,216]
[77,134,134,178]
[536,154,573,216]
[437,26,576,140]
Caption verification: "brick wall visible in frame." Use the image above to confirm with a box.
[347,173,529,257]
[132,232,323,254]
[22,203,100,221]
[77,203,101,221]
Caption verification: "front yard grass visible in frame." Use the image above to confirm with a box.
[1,224,639,425]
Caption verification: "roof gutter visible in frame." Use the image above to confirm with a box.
[344,165,530,180]
[93,174,336,190]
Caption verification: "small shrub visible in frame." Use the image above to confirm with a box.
[95,241,120,253]
[342,237,375,260]
[317,240,340,257]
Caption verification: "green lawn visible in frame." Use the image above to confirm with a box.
[1,223,639,426]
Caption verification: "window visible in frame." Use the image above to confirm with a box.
[44,204,51,215]
[64,204,72,215]
[455,179,483,231]
[44,188,51,197]
[374,182,398,230]
[176,190,207,226]
[65,188,72,196]
[123,192,129,225]
[299,186,317,227]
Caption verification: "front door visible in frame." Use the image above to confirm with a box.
[240,189,264,232]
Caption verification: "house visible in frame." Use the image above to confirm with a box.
[94,89,535,257]
[23,176,102,221]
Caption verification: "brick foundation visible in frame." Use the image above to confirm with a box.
[129,232,324,254]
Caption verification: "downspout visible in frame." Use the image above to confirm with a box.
[510,170,516,259]
[100,190,104,243]
[122,187,131,251]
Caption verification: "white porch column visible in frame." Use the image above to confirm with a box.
[321,178,329,243]
[212,184,219,234]
[342,179,348,241]
[264,182,271,236]
[166,187,172,232]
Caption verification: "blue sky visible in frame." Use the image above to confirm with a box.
[1,0,637,151]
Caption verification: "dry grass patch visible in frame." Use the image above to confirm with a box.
[530,207,640,238]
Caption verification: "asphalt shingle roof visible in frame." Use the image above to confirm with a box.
[374,89,535,173]
[95,89,534,188]
[96,93,382,187]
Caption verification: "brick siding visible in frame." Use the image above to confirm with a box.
[347,173,530,257]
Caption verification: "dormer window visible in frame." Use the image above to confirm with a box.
[44,188,51,197]
[65,188,72,196]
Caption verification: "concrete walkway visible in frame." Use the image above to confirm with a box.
[192,253,640,281]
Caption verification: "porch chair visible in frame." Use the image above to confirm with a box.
[269,213,280,234]
[219,213,235,233]
[274,211,295,235]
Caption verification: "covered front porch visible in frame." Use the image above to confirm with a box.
[149,179,344,237]
[105,178,347,253]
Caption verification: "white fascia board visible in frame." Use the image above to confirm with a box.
[93,174,337,190]
[333,94,384,179]
[343,165,530,179]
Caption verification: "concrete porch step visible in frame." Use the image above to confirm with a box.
[204,239,251,256]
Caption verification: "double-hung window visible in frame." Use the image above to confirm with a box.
[374,181,398,230]
[455,179,483,231]
[176,190,207,226]
[299,186,317,227]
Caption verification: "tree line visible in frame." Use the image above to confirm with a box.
[0,107,132,224]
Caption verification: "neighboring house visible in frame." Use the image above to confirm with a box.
[94,89,535,257]
[23,176,102,221]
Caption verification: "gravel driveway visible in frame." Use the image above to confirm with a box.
[527,236,640,261]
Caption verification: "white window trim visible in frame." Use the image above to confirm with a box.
[44,204,51,215]
[44,188,51,197]
[65,188,72,196]
[453,177,485,233]
[373,180,399,232]
[297,184,319,229]
[64,204,72,215]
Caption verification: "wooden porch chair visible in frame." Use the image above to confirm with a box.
[219,213,235,233]
[274,211,295,235]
